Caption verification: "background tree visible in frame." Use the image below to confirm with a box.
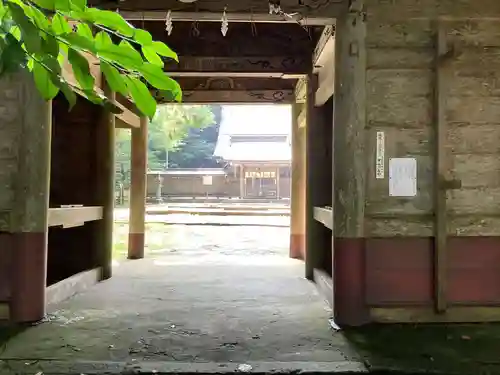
[147,104,215,169]
[0,0,180,117]
[168,105,222,168]
[115,104,217,185]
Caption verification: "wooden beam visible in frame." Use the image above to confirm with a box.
[104,0,344,19]
[313,206,333,230]
[164,56,311,77]
[62,63,140,128]
[174,76,296,91]
[48,206,103,228]
[433,20,450,314]
[120,11,335,25]
[314,26,336,106]
[136,21,316,58]
[179,90,294,103]
[295,78,307,104]
[115,101,141,128]
[313,25,335,66]
[128,116,148,260]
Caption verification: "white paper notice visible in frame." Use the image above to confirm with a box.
[375,131,385,179]
[389,158,417,197]
[202,175,213,185]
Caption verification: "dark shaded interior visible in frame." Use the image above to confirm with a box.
[47,96,102,285]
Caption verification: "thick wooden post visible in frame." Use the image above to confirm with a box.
[239,165,245,198]
[128,116,148,259]
[433,20,449,313]
[276,167,280,199]
[333,1,368,325]
[10,72,52,322]
[96,85,116,280]
[305,73,331,280]
[290,102,306,259]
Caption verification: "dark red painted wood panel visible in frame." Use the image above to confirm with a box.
[365,238,433,305]
[0,233,13,301]
[448,237,500,304]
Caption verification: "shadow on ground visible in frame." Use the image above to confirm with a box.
[345,323,500,375]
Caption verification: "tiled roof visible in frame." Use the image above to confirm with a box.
[214,105,292,162]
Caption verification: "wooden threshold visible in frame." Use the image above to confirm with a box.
[371,306,500,323]
[46,268,101,307]
[48,206,103,228]
[313,206,333,230]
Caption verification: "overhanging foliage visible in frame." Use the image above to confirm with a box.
[0,0,181,118]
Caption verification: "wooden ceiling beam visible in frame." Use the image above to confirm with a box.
[164,56,311,77]
[177,90,294,104]
[93,0,344,20]
[174,77,295,91]
[134,21,318,58]
[154,77,296,103]
[120,11,334,26]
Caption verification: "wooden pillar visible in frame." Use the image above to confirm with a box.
[96,84,116,280]
[276,166,280,199]
[239,165,245,198]
[305,73,331,280]
[128,116,148,259]
[10,72,52,322]
[333,0,369,325]
[290,102,306,259]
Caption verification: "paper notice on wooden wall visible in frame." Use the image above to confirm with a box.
[202,175,213,185]
[375,131,385,179]
[389,158,417,197]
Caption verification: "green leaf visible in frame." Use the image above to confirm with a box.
[32,59,59,100]
[82,8,135,37]
[9,26,21,41]
[32,0,55,10]
[97,42,143,70]
[28,7,50,30]
[142,45,163,67]
[41,34,59,56]
[95,30,112,50]
[151,41,178,61]
[134,29,152,45]
[54,0,72,12]
[80,88,103,104]
[7,2,42,54]
[67,48,94,90]
[72,0,87,11]
[118,40,143,63]
[1,33,27,73]
[60,32,95,53]
[76,23,93,39]
[101,61,128,96]
[158,81,182,102]
[139,63,177,90]
[51,14,71,35]
[125,76,156,118]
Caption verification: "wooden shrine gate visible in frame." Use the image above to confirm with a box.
[3,0,500,327]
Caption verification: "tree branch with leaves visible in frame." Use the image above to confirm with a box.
[0,0,181,117]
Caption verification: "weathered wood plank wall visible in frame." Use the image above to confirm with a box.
[334,0,500,325]
[0,73,24,229]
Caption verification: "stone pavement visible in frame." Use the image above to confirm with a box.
[0,223,366,375]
